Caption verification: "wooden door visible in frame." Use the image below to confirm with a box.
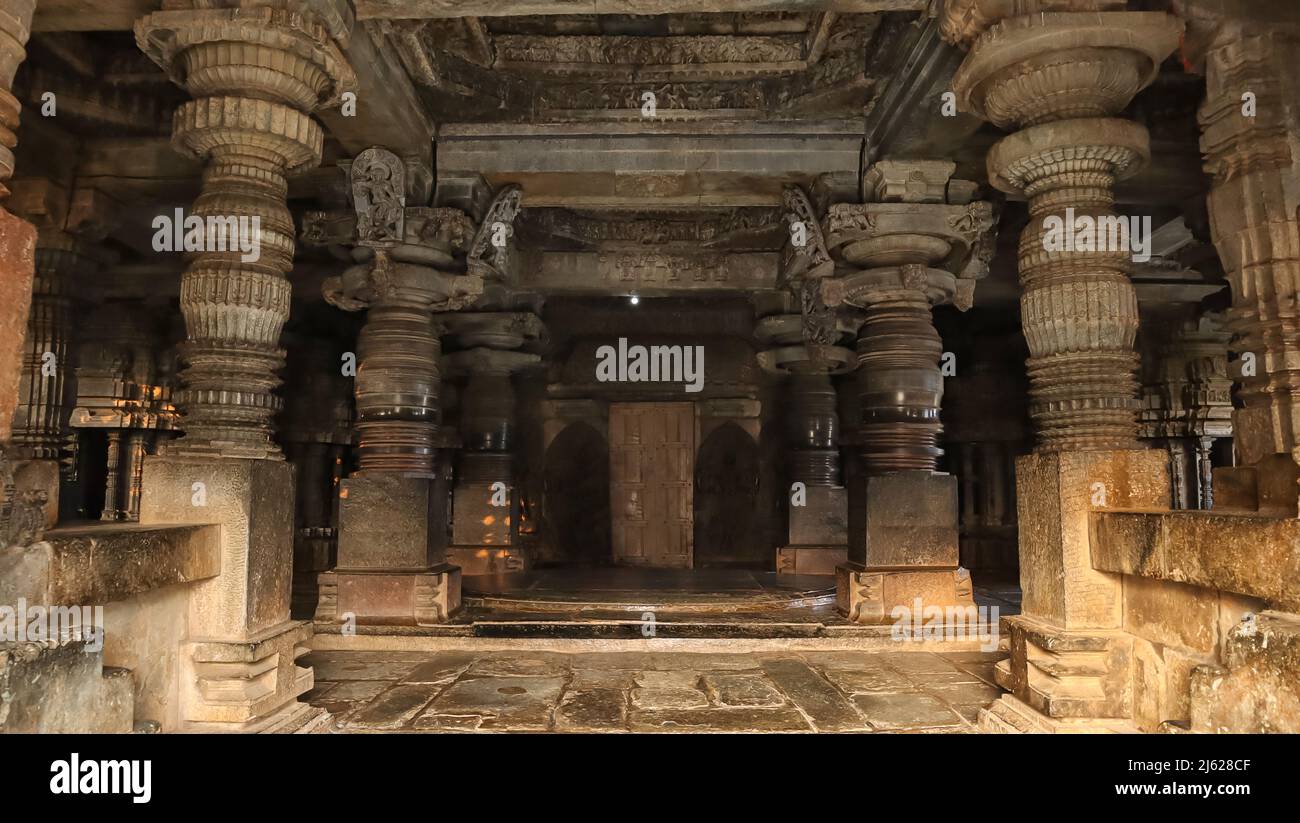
[609,403,695,568]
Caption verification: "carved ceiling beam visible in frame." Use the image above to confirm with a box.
[354,1,928,20]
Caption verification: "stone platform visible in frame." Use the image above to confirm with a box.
[463,568,837,613]
[302,648,1005,733]
[310,569,1019,641]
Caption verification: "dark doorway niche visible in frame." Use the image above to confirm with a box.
[694,421,763,569]
[542,422,612,565]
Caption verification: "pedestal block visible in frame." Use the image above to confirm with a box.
[836,471,973,622]
[140,456,312,727]
[316,474,461,624]
[451,480,515,547]
[776,485,847,575]
[983,448,1169,731]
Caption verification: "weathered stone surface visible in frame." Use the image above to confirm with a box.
[348,683,444,729]
[760,658,863,731]
[555,687,627,731]
[702,672,787,707]
[304,649,999,733]
[629,707,811,732]
[853,692,962,730]
[415,675,564,730]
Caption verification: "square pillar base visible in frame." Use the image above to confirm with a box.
[316,564,462,626]
[140,456,311,728]
[776,545,846,575]
[992,613,1134,720]
[835,561,974,624]
[180,619,314,727]
[451,480,516,546]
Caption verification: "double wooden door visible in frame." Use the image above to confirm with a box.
[609,403,695,568]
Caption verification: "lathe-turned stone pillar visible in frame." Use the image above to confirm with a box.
[0,0,43,549]
[820,159,994,623]
[134,3,355,729]
[443,312,544,575]
[944,1,1181,730]
[309,149,516,626]
[756,311,855,576]
[137,4,354,460]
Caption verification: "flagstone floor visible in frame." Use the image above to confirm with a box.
[303,648,1006,733]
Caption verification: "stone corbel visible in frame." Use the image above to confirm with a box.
[466,183,523,281]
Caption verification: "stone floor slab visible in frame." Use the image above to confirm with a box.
[415,675,565,731]
[761,658,866,732]
[630,708,811,732]
[346,683,444,729]
[703,673,787,707]
[555,687,628,731]
[852,692,964,730]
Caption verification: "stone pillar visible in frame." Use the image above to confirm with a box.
[0,0,41,549]
[820,159,995,623]
[943,1,1182,731]
[307,150,515,626]
[134,4,355,729]
[442,313,544,575]
[1197,21,1300,471]
[136,3,354,460]
[280,339,353,619]
[756,311,854,576]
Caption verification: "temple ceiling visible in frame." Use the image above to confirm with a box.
[377,10,908,123]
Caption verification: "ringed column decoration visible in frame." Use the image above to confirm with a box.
[133,3,356,729]
[442,309,545,576]
[308,148,494,627]
[943,0,1182,731]
[819,159,995,622]
[0,0,41,549]
[762,185,856,576]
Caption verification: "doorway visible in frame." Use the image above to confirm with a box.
[608,402,695,568]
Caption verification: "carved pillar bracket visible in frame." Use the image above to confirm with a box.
[135,5,356,460]
[947,6,1183,453]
